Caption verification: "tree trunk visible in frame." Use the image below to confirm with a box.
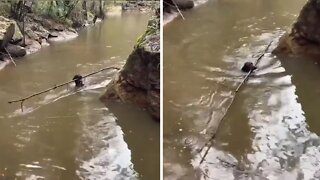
[65,0,80,18]
[99,0,105,19]
[10,0,22,20]
[48,0,55,16]
[82,0,88,20]
[22,0,25,46]
[91,0,95,12]
[22,16,25,46]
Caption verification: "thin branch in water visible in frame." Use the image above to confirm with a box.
[8,66,120,111]
[3,47,16,67]
[199,41,273,164]
[46,115,76,119]
[21,100,24,112]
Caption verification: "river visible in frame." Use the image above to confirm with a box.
[164,0,320,179]
[0,12,159,180]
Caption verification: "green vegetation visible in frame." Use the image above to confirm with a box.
[0,0,108,26]
[136,14,160,49]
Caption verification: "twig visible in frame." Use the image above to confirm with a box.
[3,47,16,67]
[8,66,120,111]
[46,115,76,119]
[216,157,237,168]
[199,41,273,164]
[171,0,185,20]
[199,93,236,164]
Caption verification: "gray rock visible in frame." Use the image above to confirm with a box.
[0,16,23,42]
[102,15,160,120]
[164,0,194,10]
[5,44,26,58]
[274,0,320,56]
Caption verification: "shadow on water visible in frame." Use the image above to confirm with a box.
[104,101,160,180]
[278,55,320,135]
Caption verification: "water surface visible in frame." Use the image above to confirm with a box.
[164,0,320,179]
[0,12,159,180]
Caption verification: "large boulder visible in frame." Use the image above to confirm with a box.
[101,16,160,120]
[0,16,23,47]
[273,0,320,56]
[5,44,26,58]
[175,0,194,10]
[164,0,194,11]
[0,23,15,49]
[22,38,41,54]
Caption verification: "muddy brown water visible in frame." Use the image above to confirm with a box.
[164,0,320,179]
[0,12,159,180]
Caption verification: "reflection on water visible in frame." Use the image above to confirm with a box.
[164,0,320,179]
[0,12,159,180]
[76,103,137,179]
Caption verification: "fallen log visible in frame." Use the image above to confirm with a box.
[8,66,120,112]
[199,41,273,165]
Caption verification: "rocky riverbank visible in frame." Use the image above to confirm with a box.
[101,13,160,120]
[121,1,157,12]
[0,14,78,69]
[273,0,320,57]
[0,0,109,69]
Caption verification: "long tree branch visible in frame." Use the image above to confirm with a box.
[8,66,120,111]
[199,41,273,164]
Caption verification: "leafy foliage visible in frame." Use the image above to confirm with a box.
[136,14,160,48]
[1,0,107,25]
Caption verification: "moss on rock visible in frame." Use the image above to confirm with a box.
[101,14,160,120]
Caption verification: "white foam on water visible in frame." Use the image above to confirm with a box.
[52,165,66,171]
[194,0,209,6]
[189,31,320,179]
[76,108,138,180]
[20,164,42,169]
[25,175,45,180]
[242,67,320,179]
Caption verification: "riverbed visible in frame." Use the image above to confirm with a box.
[164,0,320,179]
[0,12,159,180]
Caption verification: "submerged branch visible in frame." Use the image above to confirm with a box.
[4,47,17,67]
[8,66,120,111]
[199,41,273,165]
